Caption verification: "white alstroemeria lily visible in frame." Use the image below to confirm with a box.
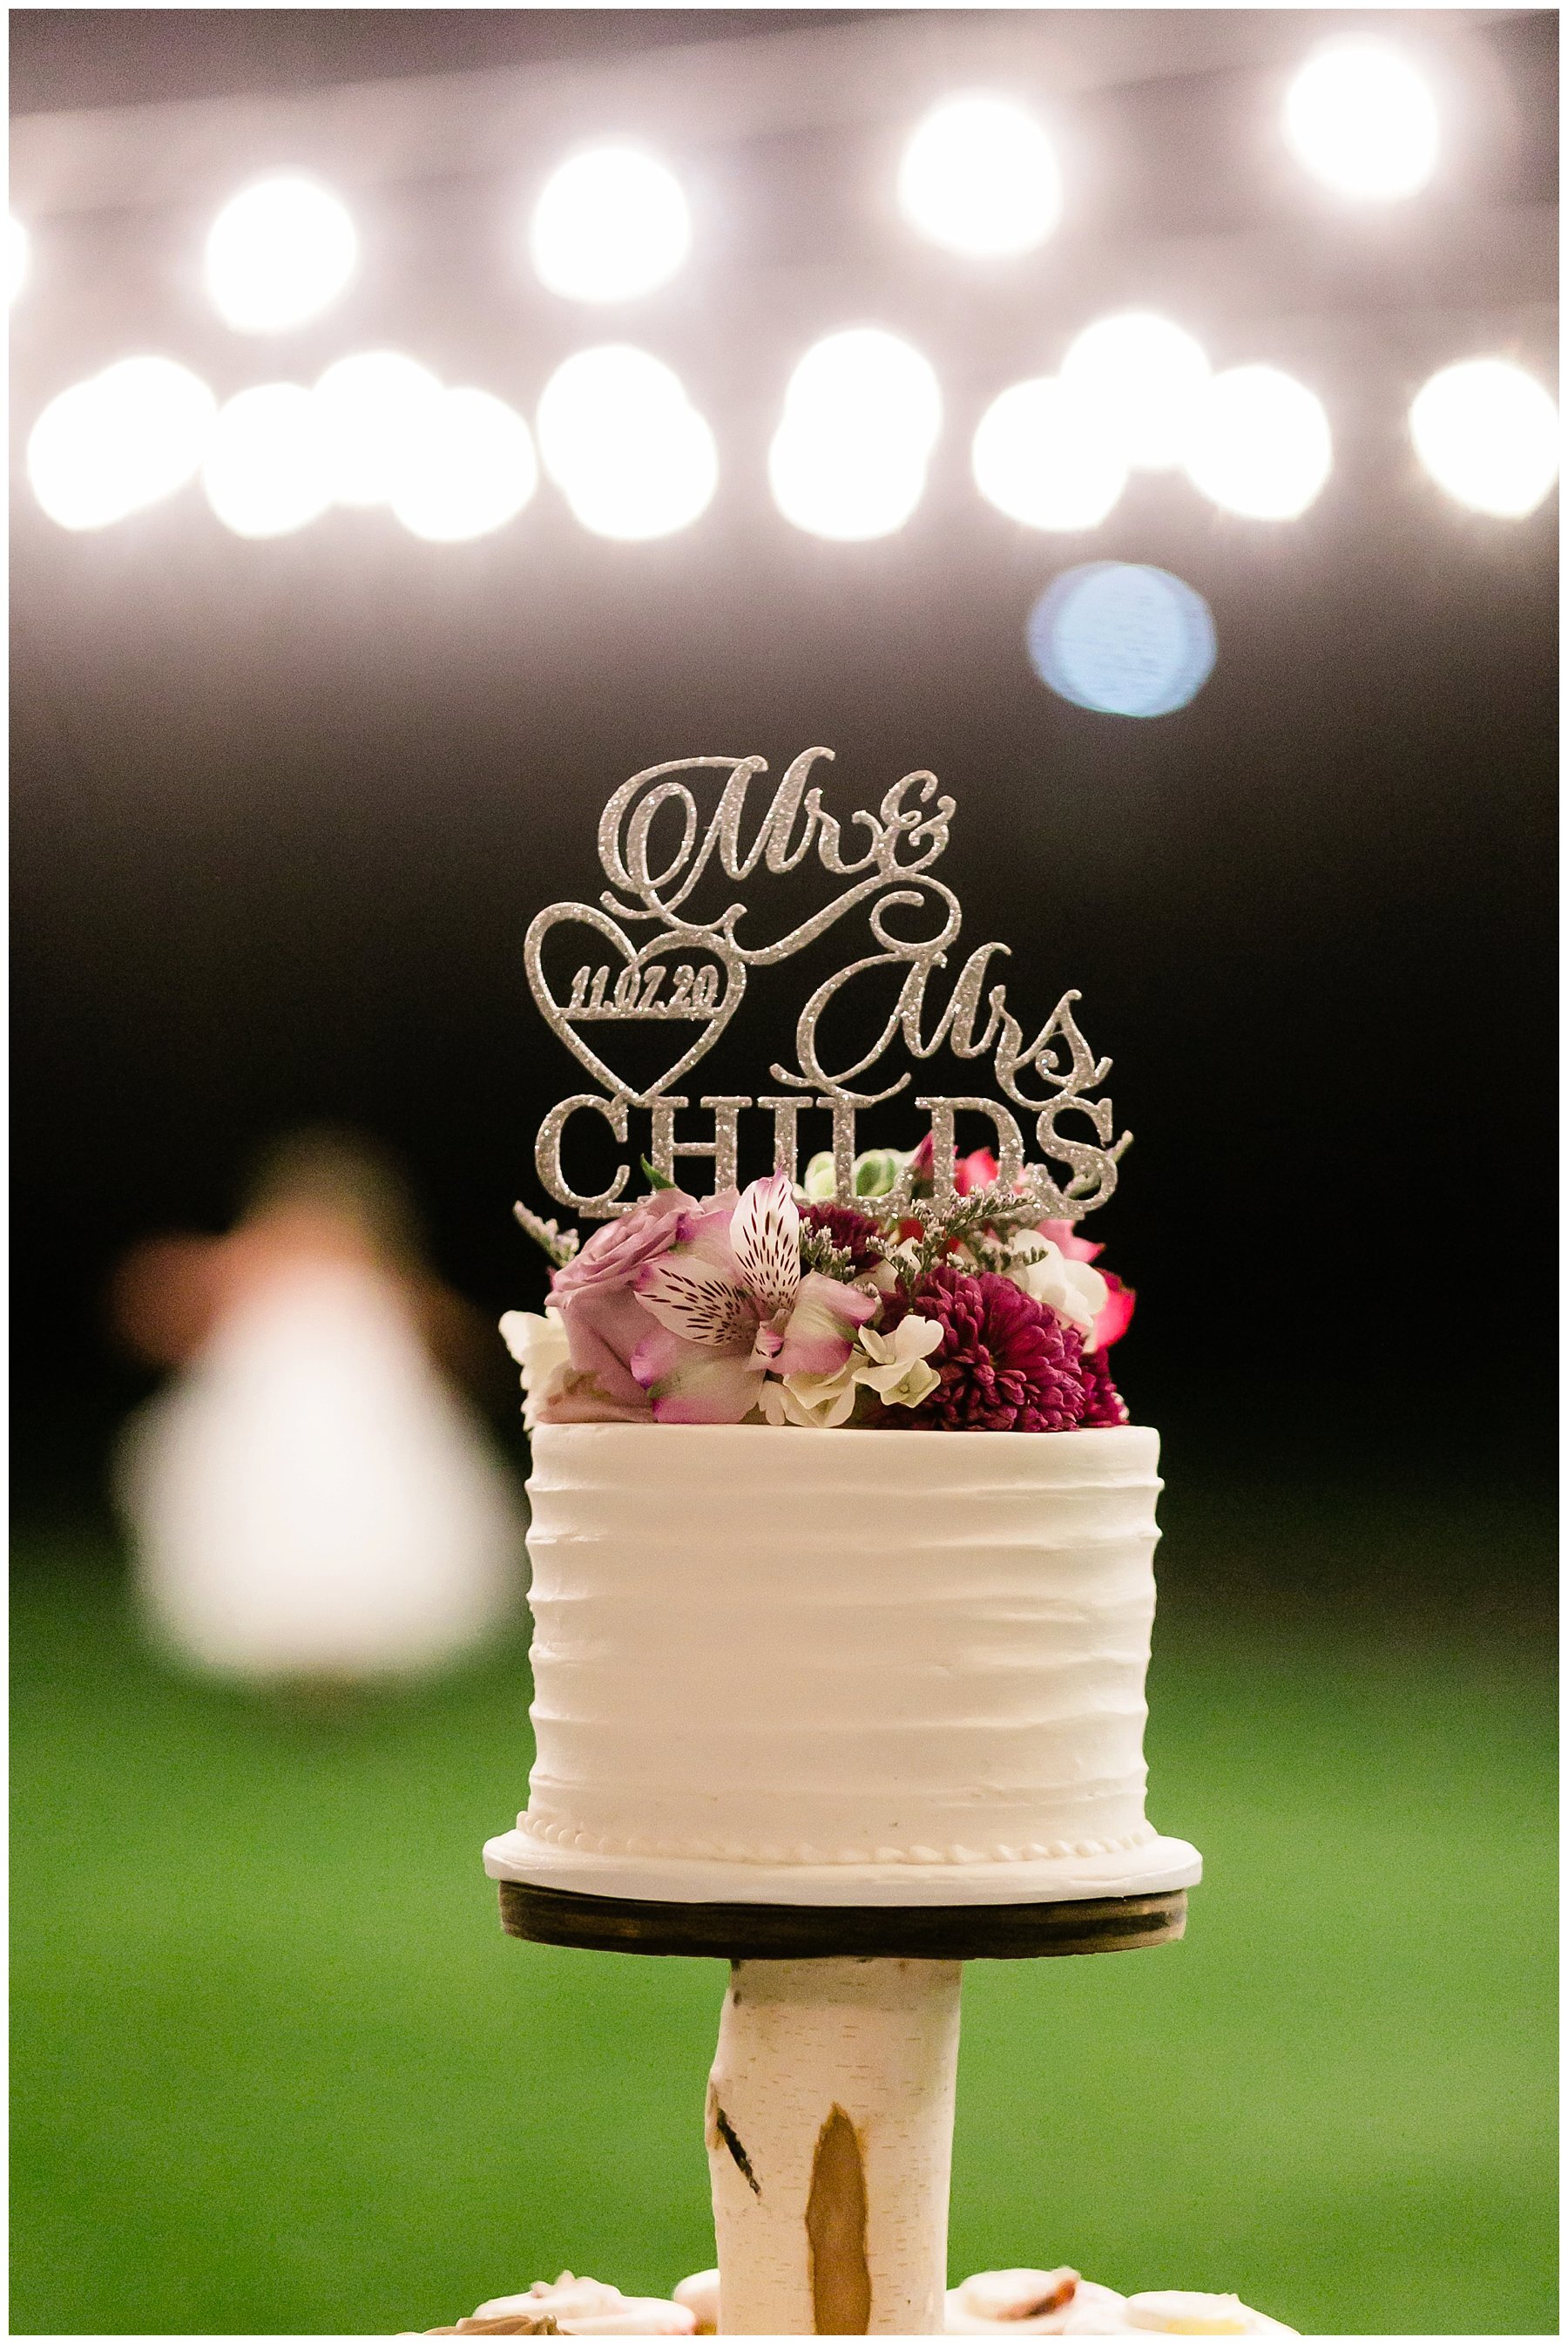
[632,1173,876,1424]
[499,1304,571,1429]
[1002,1231,1108,1345]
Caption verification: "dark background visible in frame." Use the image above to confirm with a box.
[12,7,1558,1532]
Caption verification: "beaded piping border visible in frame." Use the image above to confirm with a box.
[519,1813,1158,1866]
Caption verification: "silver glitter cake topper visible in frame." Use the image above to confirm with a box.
[524,748,1130,1219]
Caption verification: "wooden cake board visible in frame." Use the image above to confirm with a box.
[497,1879,1186,1961]
[496,1880,1189,2336]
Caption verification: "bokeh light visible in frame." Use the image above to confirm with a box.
[784,328,943,451]
[1284,39,1440,202]
[1059,312,1212,471]
[1184,363,1332,519]
[537,346,715,539]
[206,175,358,334]
[1409,359,1559,518]
[28,357,217,532]
[971,378,1127,532]
[530,146,692,303]
[389,387,538,543]
[768,328,940,539]
[201,383,333,539]
[1027,562,1217,717]
[537,345,688,478]
[10,214,29,306]
[768,424,928,542]
[312,352,444,508]
[897,94,1061,255]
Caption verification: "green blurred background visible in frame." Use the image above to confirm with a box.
[13,1456,1554,2338]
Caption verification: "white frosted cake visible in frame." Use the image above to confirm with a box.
[483,1419,1199,1907]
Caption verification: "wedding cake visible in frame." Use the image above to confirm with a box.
[483,1160,1198,1911]
[476,751,1224,2339]
[488,1418,1193,1906]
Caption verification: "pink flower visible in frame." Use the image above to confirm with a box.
[632,1173,875,1424]
[552,1185,692,1302]
[907,1137,999,1196]
[542,1186,693,1423]
[892,1266,1086,1432]
[1092,1270,1135,1351]
[956,1147,999,1196]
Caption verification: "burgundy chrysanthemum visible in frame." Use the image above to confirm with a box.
[1078,1347,1130,1427]
[896,1265,1087,1432]
[801,1201,883,1276]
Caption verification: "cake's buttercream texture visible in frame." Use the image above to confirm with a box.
[521,1423,1167,1870]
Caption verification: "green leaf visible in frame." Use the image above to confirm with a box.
[640,1156,676,1191]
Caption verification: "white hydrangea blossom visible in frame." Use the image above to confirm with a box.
[852,1314,943,1407]
[759,1359,859,1428]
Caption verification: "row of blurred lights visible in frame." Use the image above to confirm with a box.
[23,322,1559,542]
[10,39,1452,336]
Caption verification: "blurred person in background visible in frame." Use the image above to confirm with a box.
[110,1128,525,1688]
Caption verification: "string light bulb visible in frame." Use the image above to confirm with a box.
[206,176,358,334]
[1284,38,1440,202]
[1409,359,1559,518]
[28,357,216,531]
[389,387,539,542]
[537,346,715,539]
[202,383,333,538]
[972,378,1127,532]
[898,94,1061,255]
[312,353,444,508]
[1184,364,1333,520]
[1059,313,1212,471]
[769,329,941,539]
[530,146,692,303]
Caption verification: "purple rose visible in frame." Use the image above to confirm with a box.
[543,1187,693,1423]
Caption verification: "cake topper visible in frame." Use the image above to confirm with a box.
[524,748,1129,1220]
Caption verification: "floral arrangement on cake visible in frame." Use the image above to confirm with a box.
[502,1141,1134,1433]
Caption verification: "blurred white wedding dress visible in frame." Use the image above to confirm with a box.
[118,1255,524,1683]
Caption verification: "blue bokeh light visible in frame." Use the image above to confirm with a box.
[1026,561,1217,718]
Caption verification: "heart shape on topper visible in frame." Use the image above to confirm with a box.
[524,903,745,1107]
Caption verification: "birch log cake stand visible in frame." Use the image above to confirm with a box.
[487,1875,1188,2335]
[481,1416,1200,2338]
